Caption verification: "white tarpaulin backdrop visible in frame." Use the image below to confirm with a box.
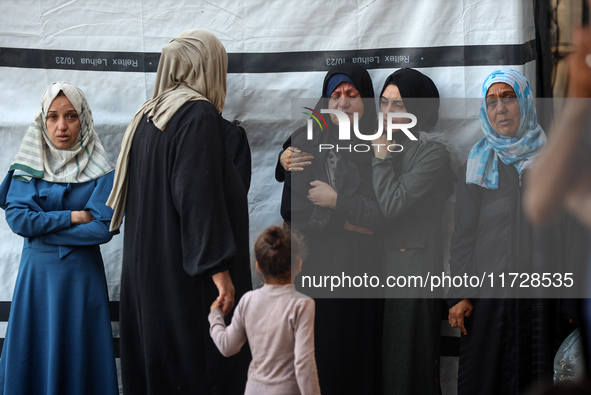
[0,1,536,392]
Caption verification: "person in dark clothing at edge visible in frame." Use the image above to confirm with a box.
[448,69,578,395]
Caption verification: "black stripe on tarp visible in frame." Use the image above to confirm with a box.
[0,300,459,359]
[0,40,536,74]
[0,301,119,322]
[441,335,460,357]
[109,300,120,322]
[0,333,455,359]
[0,338,121,359]
[0,301,121,357]
[0,302,10,322]
[440,300,460,357]
[0,47,161,72]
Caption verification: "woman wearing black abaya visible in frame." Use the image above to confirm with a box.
[107,30,251,394]
[280,63,384,395]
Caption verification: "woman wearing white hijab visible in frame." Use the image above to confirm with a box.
[0,82,118,394]
[107,29,251,394]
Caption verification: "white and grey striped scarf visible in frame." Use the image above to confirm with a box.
[9,81,114,183]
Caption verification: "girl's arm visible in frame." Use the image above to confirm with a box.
[294,299,321,395]
[208,298,247,357]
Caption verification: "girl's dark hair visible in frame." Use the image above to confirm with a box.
[254,224,306,280]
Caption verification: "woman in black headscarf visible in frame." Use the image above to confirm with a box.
[371,68,454,395]
[280,63,384,395]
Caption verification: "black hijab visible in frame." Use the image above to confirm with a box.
[380,68,440,137]
[290,63,377,165]
[282,64,377,224]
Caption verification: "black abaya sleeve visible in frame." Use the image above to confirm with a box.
[448,162,483,304]
[222,118,252,192]
[169,105,241,277]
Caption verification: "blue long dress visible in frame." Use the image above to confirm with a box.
[0,171,118,395]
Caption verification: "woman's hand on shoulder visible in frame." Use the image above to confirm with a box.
[448,298,473,335]
[71,210,94,225]
[280,146,314,171]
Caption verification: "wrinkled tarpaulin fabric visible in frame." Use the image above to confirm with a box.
[0,1,537,393]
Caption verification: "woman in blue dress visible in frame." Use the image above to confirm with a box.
[0,82,118,395]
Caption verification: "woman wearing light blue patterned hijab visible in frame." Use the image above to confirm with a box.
[466,69,546,189]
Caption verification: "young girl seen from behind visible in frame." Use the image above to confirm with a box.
[209,225,320,395]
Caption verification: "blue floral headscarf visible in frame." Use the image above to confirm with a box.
[466,69,546,189]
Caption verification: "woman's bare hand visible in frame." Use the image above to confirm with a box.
[308,180,337,208]
[212,270,235,316]
[448,298,473,335]
[280,146,314,171]
[71,210,94,225]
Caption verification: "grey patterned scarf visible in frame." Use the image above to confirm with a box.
[9,81,114,183]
